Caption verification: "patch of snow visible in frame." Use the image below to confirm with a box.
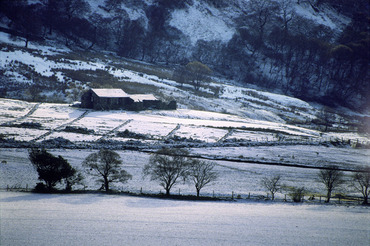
[169,1,235,45]
[294,3,350,31]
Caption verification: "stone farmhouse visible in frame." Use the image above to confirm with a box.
[81,88,176,111]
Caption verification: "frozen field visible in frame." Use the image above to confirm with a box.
[1,191,369,246]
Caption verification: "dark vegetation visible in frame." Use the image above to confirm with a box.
[116,129,150,140]
[29,148,82,192]
[2,122,42,129]
[0,0,368,110]
[62,126,94,134]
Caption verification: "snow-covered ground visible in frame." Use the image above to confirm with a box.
[1,191,369,246]
[1,99,368,145]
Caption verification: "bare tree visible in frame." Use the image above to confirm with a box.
[82,149,132,192]
[278,0,295,33]
[143,148,191,196]
[185,61,212,91]
[352,167,370,205]
[189,160,218,197]
[317,106,335,132]
[318,166,345,202]
[238,0,279,54]
[173,65,190,88]
[261,175,281,200]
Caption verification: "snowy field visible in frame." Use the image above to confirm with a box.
[1,99,368,145]
[1,191,369,246]
[1,148,368,199]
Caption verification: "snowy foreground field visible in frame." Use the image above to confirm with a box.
[1,191,369,246]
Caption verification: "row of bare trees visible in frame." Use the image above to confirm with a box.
[28,148,369,204]
[261,166,370,204]
[29,148,218,197]
[143,148,218,197]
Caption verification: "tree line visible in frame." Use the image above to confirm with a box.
[28,148,218,198]
[28,148,370,204]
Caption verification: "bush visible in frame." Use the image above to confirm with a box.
[116,129,149,139]
[29,148,78,191]
[289,187,305,202]
[63,126,94,134]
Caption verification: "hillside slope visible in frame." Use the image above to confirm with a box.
[0,0,369,109]
[0,28,369,136]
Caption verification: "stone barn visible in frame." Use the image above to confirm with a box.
[81,88,176,111]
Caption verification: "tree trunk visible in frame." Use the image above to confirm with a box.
[363,187,368,204]
[46,181,53,191]
[196,189,200,197]
[326,189,332,203]
[165,188,170,196]
[104,176,109,192]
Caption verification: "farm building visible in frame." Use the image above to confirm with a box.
[80,88,176,111]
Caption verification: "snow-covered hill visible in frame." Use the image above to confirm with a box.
[1,0,368,110]
[0,31,363,126]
